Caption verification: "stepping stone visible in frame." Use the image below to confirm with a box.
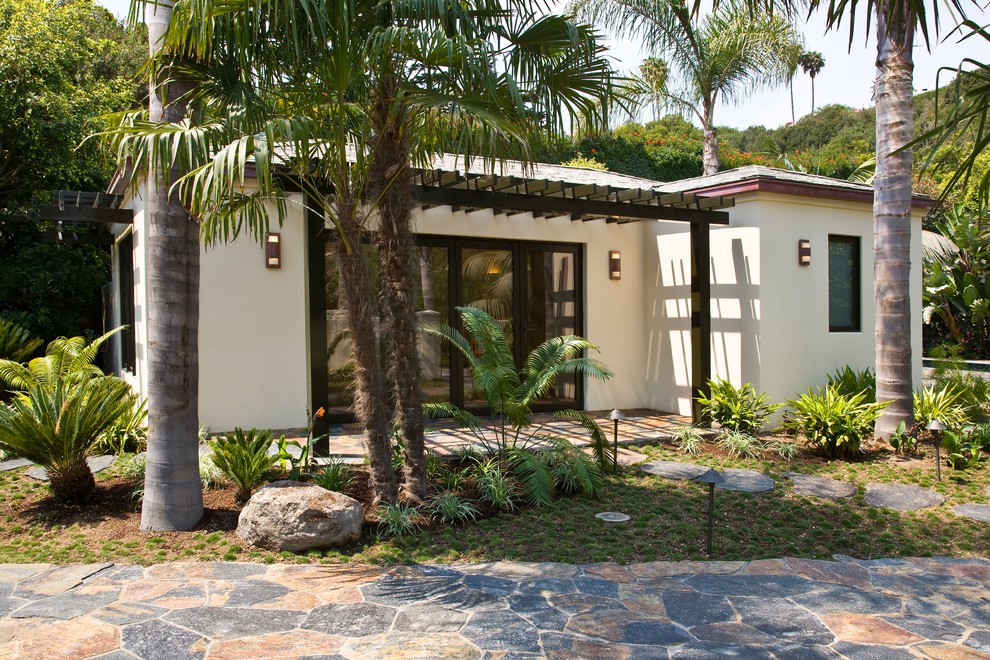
[25,455,117,482]
[639,460,708,480]
[865,483,945,511]
[714,469,775,493]
[783,471,856,499]
[0,458,32,472]
[951,504,990,522]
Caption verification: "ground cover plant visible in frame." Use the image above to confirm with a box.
[1,424,988,565]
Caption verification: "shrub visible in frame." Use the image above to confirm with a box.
[941,430,985,470]
[93,397,148,455]
[428,492,480,524]
[914,384,968,431]
[208,428,279,502]
[827,365,876,402]
[310,458,354,493]
[670,426,704,454]
[767,439,800,460]
[928,347,990,422]
[540,439,605,497]
[783,386,890,458]
[0,318,42,363]
[376,501,420,538]
[199,454,227,489]
[473,458,518,511]
[697,379,782,433]
[888,420,919,455]
[0,377,136,501]
[716,430,763,459]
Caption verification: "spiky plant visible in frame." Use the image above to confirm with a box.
[425,306,615,505]
[208,428,278,502]
[0,377,136,501]
[0,327,123,391]
[0,319,42,363]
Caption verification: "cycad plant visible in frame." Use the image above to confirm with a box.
[0,327,122,391]
[0,319,42,364]
[0,377,136,501]
[209,428,279,502]
[425,306,613,505]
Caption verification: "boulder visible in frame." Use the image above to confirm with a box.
[237,481,364,552]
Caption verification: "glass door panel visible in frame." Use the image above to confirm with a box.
[526,249,578,405]
[461,247,513,408]
[415,246,452,403]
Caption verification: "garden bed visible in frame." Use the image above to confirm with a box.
[0,436,987,566]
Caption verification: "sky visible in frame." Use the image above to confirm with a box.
[95,0,986,130]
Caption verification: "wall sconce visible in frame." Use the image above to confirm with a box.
[798,239,811,266]
[609,250,621,280]
[266,232,281,269]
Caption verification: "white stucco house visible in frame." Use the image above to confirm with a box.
[53,161,930,432]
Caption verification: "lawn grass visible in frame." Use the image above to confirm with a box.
[0,440,987,565]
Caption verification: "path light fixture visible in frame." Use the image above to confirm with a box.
[927,419,946,481]
[608,409,626,473]
[694,468,725,556]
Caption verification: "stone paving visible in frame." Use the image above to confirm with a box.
[1,557,989,659]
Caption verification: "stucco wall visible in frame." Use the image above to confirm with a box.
[414,206,649,411]
[198,196,310,431]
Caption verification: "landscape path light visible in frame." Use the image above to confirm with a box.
[607,409,626,474]
[694,468,725,557]
[926,419,946,482]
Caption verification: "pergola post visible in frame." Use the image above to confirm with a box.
[691,219,712,425]
[306,200,330,450]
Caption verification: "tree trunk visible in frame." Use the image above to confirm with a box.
[335,193,398,505]
[419,248,435,312]
[873,0,915,439]
[811,76,816,114]
[370,70,427,501]
[49,459,96,502]
[701,106,719,175]
[140,0,204,531]
[789,79,795,124]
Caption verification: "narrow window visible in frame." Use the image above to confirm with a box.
[828,235,861,332]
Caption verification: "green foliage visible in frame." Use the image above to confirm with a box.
[969,423,990,452]
[310,458,354,494]
[541,439,605,498]
[716,430,764,459]
[561,153,608,170]
[927,346,990,421]
[697,379,782,434]
[0,319,41,363]
[0,327,122,391]
[472,458,518,511]
[428,492,480,525]
[767,440,800,460]
[888,421,919,455]
[670,426,704,455]
[208,428,278,502]
[199,454,226,490]
[92,397,147,455]
[0,0,144,340]
[941,430,985,470]
[0,376,135,500]
[783,386,890,458]
[914,384,968,431]
[117,452,146,479]
[827,365,876,403]
[504,446,555,507]
[375,502,420,538]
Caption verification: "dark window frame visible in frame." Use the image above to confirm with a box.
[828,234,862,333]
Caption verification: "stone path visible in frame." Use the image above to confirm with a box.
[953,504,990,523]
[783,472,857,499]
[865,483,947,512]
[1,557,989,658]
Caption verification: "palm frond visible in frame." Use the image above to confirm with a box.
[552,409,614,470]
[505,446,554,506]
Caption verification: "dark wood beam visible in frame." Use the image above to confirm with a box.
[412,185,730,224]
[690,220,712,425]
[38,206,133,225]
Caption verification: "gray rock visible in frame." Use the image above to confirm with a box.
[164,606,305,639]
[783,471,857,499]
[121,620,206,660]
[715,469,775,493]
[12,588,121,619]
[639,461,708,480]
[952,503,990,522]
[865,483,945,511]
[24,455,117,482]
[303,602,396,637]
[236,480,364,552]
[0,458,32,472]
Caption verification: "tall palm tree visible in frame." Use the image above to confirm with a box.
[575,0,802,174]
[799,50,825,114]
[108,0,618,504]
[138,0,203,530]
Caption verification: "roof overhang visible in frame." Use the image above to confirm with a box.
[37,191,133,245]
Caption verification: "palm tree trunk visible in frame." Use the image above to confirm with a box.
[873,0,915,439]
[790,79,795,124]
[140,0,204,531]
[370,70,427,501]
[702,106,719,175]
[335,192,398,505]
[811,76,816,114]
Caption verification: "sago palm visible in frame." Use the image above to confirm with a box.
[425,306,614,505]
[0,319,42,364]
[0,377,136,501]
[0,327,122,392]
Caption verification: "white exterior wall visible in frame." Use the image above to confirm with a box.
[198,196,310,431]
[414,206,649,411]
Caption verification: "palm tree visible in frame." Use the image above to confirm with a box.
[799,50,825,114]
[135,0,204,530]
[575,0,802,174]
[108,0,618,504]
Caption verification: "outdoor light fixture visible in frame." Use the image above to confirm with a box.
[927,419,946,481]
[694,468,725,556]
[266,232,281,269]
[609,250,622,280]
[798,239,811,266]
[608,409,626,473]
